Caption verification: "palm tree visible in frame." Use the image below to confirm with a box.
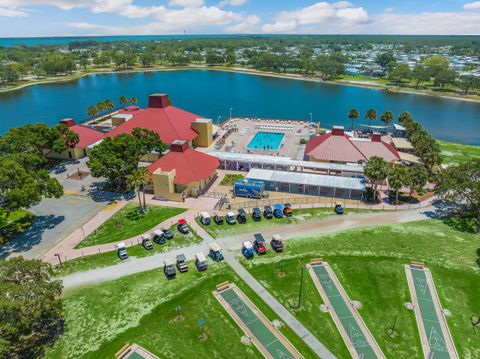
[96,101,105,116]
[126,168,149,212]
[348,108,359,130]
[364,156,389,203]
[398,111,412,124]
[119,96,128,107]
[365,108,377,129]
[130,97,138,105]
[388,164,407,205]
[104,99,114,117]
[87,106,97,119]
[380,111,394,127]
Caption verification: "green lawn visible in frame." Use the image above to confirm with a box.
[58,225,202,276]
[76,203,186,248]
[45,262,317,359]
[220,173,245,186]
[438,140,480,165]
[242,220,480,358]
[197,207,374,239]
[0,208,35,245]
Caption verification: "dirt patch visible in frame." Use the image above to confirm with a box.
[173,315,185,322]
[276,271,286,278]
[68,170,90,180]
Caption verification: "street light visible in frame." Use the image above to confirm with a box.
[289,258,305,312]
[229,107,233,119]
[309,112,313,123]
[217,116,222,125]
[54,253,62,267]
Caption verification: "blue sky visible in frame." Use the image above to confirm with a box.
[0,1,479,37]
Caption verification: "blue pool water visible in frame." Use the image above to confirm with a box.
[247,132,285,151]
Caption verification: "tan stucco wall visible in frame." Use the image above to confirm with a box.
[192,120,213,147]
[151,170,216,202]
[46,147,86,160]
[139,152,161,163]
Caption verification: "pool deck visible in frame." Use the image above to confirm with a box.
[405,264,458,359]
[307,260,385,359]
[213,282,303,359]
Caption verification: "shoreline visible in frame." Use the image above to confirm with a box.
[2,65,480,104]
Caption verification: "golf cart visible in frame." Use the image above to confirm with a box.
[214,214,224,225]
[152,229,166,245]
[200,212,211,226]
[253,233,267,255]
[115,242,128,260]
[252,207,262,222]
[176,254,188,273]
[263,205,273,219]
[141,234,154,250]
[177,219,189,234]
[208,243,224,262]
[163,259,176,280]
[273,204,284,218]
[226,211,236,225]
[283,203,293,217]
[271,234,284,252]
[195,252,208,271]
[242,241,255,259]
[161,227,174,240]
[334,202,344,215]
[237,208,247,224]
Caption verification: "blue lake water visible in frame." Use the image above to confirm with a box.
[0,70,479,145]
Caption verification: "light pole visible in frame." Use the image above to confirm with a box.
[290,259,305,312]
[54,253,62,267]
[217,116,222,126]
[309,112,313,123]
[229,107,233,119]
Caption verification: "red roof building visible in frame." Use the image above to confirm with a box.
[305,126,400,164]
[60,118,105,148]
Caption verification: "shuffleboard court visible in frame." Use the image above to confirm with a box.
[308,260,385,359]
[213,282,303,359]
[405,264,458,359]
[115,343,159,359]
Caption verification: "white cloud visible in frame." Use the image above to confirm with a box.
[168,0,204,8]
[0,7,27,16]
[224,14,260,33]
[219,0,247,7]
[464,1,480,10]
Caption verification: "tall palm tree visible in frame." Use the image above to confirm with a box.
[398,111,412,124]
[364,156,388,203]
[126,168,149,212]
[96,101,105,116]
[388,164,407,205]
[380,111,394,127]
[130,97,138,105]
[365,108,377,129]
[119,96,128,107]
[348,108,359,130]
[87,106,97,119]
[104,99,114,117]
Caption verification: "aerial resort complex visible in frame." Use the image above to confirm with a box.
[1,20,479,359]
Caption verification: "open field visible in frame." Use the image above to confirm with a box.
[438,140,480,165]
[242,220,480,358]
[197,207,374,239]
[57,225,202,275]
[45,262,316,359]
[76,203,186,248]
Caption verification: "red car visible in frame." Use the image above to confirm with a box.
[253,233,267,254]
[177,219,189,234]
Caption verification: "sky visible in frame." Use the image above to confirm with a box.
[0,0,480,37]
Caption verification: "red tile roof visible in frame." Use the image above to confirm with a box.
[148,148,219,185]
[106,105,200,144]
[70,125,105,148]
[305,132,400,163]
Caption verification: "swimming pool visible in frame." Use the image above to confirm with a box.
[247,132,285,151]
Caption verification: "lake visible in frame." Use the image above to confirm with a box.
[0,70,479,145]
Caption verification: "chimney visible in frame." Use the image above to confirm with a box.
[60,118,75,127]
[331,125,344,136]
[148,94,171,109]
[371,133,382,142]
[170,140,189,152]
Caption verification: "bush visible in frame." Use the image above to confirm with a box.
[220,174,244,186]
[299,138,308,145]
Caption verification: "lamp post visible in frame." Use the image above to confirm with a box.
[309,112,313,123]
[54,253,62,267]
[290,258,305,312]
[229,107,233,119]
[217,116,222,126]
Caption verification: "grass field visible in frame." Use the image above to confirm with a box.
[197,207,373,239]
[242,220,480,358]
[45,262,317,359]
[438,140,480,165]
[58,225,202,275]
[76,203,186,248]
[0,209,35,245]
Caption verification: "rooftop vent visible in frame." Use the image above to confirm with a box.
[148,94,171,109]
[331,125,345,136]
[60,118,75,127]
[170,140,189,152]
[371,133,382,142]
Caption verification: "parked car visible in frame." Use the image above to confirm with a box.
[226,211,236,225]
[283,203,293,217]
[163,260,176,280]
[208,243,224,262]
[263,205,273,219]
[253,233,267,255]
[141,234,154,250]
[237,208,247,224]
[115,242,128,260]
[177,219,189,234]
[195,252,208,271]
[214,214,224,225]
[152,229,166,244]
[161,227,174,240]
[176,254,188,273]
[200,212,211,225]
[242,241,255,259]
[334,202,344,215]
[252,207,262,222]
[271,234,284,252]
[273,204,284,218]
